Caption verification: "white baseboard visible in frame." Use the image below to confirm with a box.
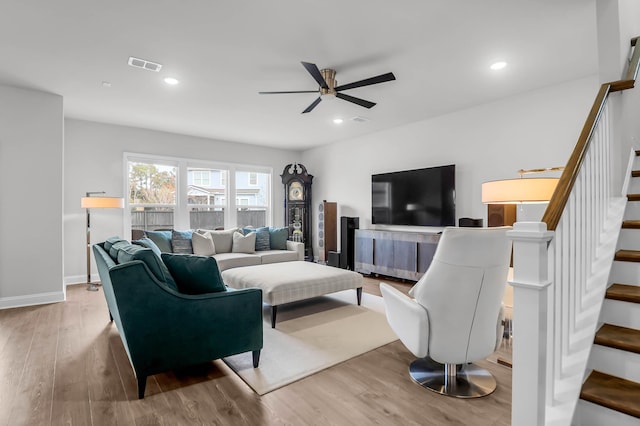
[0,290,65,310]
[64,274,100,286]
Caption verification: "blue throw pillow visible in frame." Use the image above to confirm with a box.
[145,230,173,253]
[161,253,226,295]
[104,236,124,252]
[269,227,289,250]
[115,243,178,291]
[171,229,194,254]
[243,226,270,251]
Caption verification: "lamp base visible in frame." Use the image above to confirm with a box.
[87,282,100,291]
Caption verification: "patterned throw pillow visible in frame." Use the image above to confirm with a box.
[171,230,194,254]
[243,226,271,251]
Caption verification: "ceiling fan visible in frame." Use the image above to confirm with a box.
[259,62,396,114]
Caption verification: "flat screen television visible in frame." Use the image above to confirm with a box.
[371,164,455,226]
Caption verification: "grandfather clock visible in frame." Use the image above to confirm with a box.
[281,163,313,260]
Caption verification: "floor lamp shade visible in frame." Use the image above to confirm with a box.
[481,178,559,204]
[81,196,125,209]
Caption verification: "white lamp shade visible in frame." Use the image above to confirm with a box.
[481,178,559,204]
[81,196,125,209]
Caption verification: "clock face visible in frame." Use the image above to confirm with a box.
[289,181,304,201]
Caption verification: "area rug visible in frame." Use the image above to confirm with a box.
[223,290,398,395]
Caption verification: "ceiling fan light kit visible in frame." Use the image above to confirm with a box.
[259,61,396,114]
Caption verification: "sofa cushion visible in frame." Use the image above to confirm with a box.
[256,250,299,264]
[197,228,237,253]
[192,232,216,256]
[269,227,289,250]
[171,230,194,254]
[132,237,162,258]
[116,243,178,291]
[161,253,226,295]
[233,231,256,254]
[213,252,261,271]
[243,226,270,251]
[145,230,173,253]
[104,236,125,253]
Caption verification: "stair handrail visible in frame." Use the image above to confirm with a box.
[510,36,640,426]
[542,36,639,231]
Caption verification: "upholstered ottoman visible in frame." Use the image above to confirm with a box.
[221,261,363,327]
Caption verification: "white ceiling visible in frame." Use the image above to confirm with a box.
[0,0,597,150]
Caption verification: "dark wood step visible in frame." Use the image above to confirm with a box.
[628,194,640,202]
[581,370,640,418]
[636,150,640,156]
[607,284,640,304]
[622,220,640,229]
[615,249,640,263]
[594,324,640,354]
[633,170,640,178]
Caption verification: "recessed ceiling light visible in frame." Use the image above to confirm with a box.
[333,118,344,124]
[490,61,507,70]
[164,77,179,85]
[101,81,112,87]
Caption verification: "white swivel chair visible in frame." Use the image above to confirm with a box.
[380,226,511,398]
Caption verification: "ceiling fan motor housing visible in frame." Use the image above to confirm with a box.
[320,69,337,96]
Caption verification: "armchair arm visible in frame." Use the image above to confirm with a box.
[380,282,430,358]
[286,240,305,261]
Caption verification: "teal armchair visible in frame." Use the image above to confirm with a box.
[93,241,263,398]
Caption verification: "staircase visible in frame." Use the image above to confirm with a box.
[575,151,640,425]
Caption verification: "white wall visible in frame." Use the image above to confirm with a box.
[0,85,64,308]
[301,76,598,259]
[63,119,300,284]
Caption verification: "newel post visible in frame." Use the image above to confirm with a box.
[508,222,555,426]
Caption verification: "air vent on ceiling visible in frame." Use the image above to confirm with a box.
[128,56,163,72]
[351,116,370,123]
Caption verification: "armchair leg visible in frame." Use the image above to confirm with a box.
[409,357,496,398]
[252,350,261,368]
[137,375,147,399]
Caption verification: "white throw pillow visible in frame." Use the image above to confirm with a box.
[232,231,256,254]
[197,228,237,253]
[192,232,216,256]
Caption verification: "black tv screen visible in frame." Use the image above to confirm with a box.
[371,165,455,226]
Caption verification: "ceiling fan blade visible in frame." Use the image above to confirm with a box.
[336,92,376,109]
[335,72,396,91]
[259,90,318,94]
[301,62,329,89]
[302,97,322,114]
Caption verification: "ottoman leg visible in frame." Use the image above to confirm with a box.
[356,287,362,305]
[271,305,278,328]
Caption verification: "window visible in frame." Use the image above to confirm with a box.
[128,161,177,232]
[125,154,272,236]
[236,170,270,228]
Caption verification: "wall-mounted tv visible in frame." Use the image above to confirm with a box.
[371,164,455,227]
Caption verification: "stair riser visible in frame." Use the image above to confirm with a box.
[588,345,640,383]
[623,200,640,219]
[609,261,640,285]
[600,298,640,330]
[617,229,640,251]
[576,400,640,426]
[627,176,640,193]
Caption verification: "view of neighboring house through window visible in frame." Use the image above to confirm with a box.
[236,170,270,227]
[188,167,226,230]
[125,154,272,236]
[128,161,177,232]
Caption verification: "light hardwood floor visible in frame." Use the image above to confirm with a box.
[0,277,512,425]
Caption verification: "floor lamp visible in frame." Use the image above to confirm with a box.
[81,192,125,291]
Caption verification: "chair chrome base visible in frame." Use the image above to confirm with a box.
[409,357,497,398]
[86,282,100,291]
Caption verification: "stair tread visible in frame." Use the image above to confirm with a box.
[594,324,640,354]
[636,150,640,156]
[628,194,640,202]
[622,220,640,229]
[607,283,640,304]
[633,170,640,178]
[615,249,640,262]
[581,370,640,418]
